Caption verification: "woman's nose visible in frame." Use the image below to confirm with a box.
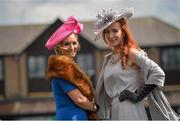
[70,43,75,50]
[109,32,114,38]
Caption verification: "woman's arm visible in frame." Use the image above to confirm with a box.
[56,78,99,112]
[67,89,98,112]
[129,47,165,86]
[118,48,163,103]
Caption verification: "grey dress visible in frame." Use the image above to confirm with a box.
[96,50,179,120]
[103,54,148,120]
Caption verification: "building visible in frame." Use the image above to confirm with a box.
[0,17,180,119]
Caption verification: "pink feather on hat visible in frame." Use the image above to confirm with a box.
[45,16,83,50]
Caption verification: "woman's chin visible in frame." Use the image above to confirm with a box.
[71,53,76,58]
[111,44,119,47]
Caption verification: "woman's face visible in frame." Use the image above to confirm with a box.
[57,33,79,57]
[104,22,124,47]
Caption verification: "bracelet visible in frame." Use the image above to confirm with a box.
[92,103,100,112]
[93,103,96,112]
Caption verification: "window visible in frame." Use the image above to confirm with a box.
[0,58,4,95]
[76,53,95,76]
[161,47,180,70]
[0,59,3,80]
[28,56,46,78]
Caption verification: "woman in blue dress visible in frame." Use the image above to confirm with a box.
[45,16,99,120]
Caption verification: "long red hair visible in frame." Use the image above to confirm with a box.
[103,18,140,69]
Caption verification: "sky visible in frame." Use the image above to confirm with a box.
[0,0,180,29]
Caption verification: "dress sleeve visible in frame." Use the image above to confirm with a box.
[134,50,165,87]
[58,79,77,93]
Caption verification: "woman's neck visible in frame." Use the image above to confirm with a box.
[112,45,121,54]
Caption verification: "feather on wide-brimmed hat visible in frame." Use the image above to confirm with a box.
[94,7,134,40]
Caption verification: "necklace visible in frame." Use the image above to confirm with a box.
[111,53,120,64]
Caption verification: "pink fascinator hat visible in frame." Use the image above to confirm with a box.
[45,16,83,50]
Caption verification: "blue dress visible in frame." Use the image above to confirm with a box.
[51,78,88,120]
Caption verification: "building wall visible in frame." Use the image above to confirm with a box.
[18,53,28,97]
[5,55,19,98]
[4,53,28,99]
[145,47,160,64]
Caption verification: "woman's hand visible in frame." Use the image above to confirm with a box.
[119,84,157,103]
[119,89,138,102]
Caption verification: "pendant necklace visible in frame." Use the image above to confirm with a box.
[111,52,120,64]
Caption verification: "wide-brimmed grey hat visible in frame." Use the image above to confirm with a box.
[94,7,134,40]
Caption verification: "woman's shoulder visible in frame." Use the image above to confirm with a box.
[129,48,148,65]
[48,55,73,64]
[45,55,75,81]
[129,48,140,61]
[129,48,147,58]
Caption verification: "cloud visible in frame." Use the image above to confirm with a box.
[0,0,179,28]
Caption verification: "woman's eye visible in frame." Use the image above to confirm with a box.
[104,31,109,34]
[64,43,70,46]
[73,42,77,45]
[112,29,119,33]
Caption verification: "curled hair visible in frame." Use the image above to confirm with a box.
[103,18,140,69]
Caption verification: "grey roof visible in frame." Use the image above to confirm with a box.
[0,24,48,55]
[129,18,180,47]
[0,17,179,55]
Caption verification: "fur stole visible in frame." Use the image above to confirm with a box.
[45,55,99,120]
[45,55,94,100]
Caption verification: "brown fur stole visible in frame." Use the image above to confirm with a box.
[45,55,99,120]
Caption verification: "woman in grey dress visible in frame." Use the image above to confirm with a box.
[94,8,179,120]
